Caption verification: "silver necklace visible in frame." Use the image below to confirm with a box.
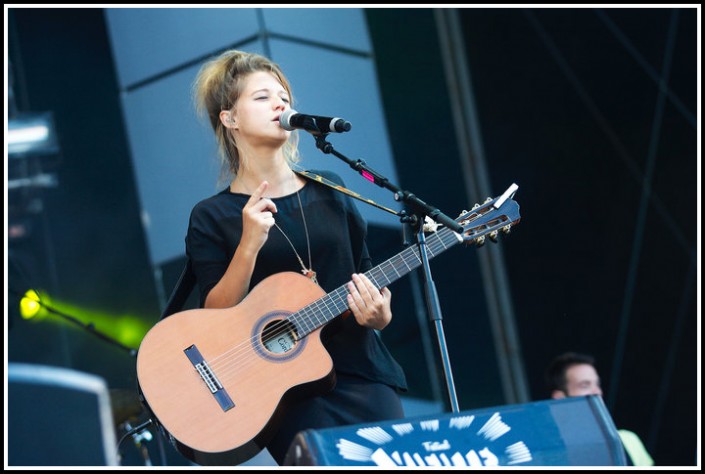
[272,190,317,285]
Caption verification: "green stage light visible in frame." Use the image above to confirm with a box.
[17,291,150,351]
[44,299,149,350]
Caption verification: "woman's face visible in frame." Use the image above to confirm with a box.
[230,70,291,147]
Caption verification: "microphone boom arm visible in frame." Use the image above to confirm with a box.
[313,134,463,233]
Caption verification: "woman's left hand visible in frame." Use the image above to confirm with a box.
[347,273,392,330]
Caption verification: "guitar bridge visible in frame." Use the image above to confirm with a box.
[195,361,221,394]
[184,345,235,412]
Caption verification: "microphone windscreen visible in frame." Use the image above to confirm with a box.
[279,109,298,131]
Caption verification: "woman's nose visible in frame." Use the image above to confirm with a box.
[274,97,286,110]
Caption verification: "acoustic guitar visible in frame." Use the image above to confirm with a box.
[136,184,521,465]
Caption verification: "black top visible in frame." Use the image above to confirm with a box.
[185,170,407,391]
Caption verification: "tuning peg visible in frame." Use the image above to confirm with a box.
[502,224,512,234]
[471,203,480,210]
[488,230,499,243]
[484,197,493,204]
[474,235,486,247]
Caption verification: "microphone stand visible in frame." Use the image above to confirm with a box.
[313,133,461,413]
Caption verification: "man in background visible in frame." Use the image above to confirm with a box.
[545,352,654,466]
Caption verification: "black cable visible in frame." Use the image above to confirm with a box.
[116,419,154,461]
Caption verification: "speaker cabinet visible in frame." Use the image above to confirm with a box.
[8,363,119,466]
[285,395,627,466]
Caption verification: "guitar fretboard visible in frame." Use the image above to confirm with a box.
[291,226,461,338]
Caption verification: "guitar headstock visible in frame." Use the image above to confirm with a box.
[455,183,521,247]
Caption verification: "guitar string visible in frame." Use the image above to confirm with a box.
[207,244,429,375]
[204,212,500,381]
[206,210,505,379]
[209,252,417,374]
[209,240,449,387]
[206,230,451,377]
[204,229,457,383]
[156,204,514,421]
[203,206,504,377]
[211,235,478,396]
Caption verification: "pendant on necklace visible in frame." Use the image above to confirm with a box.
[302,269,318,285]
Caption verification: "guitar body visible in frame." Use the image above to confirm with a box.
[136,272,335,465]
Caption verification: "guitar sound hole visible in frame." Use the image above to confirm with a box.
[261,319,298,354]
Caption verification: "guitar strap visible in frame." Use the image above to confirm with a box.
[295,169,401,217]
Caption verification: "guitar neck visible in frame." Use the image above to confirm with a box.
[292,227,460,338]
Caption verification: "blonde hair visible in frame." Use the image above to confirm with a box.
[192,50,300,184]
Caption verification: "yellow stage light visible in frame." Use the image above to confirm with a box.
[19,289,45,320]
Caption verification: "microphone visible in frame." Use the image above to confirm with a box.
[279,109,352,134]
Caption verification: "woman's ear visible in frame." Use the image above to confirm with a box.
[219,110,236,129]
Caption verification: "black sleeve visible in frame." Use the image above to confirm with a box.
[185,200,230,307]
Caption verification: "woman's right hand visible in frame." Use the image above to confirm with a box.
[240,181,277,254]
